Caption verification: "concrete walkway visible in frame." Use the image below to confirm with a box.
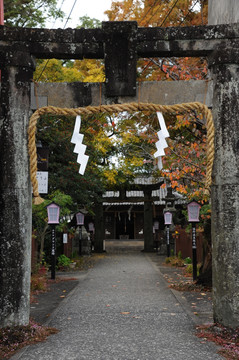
[13,252,222,360]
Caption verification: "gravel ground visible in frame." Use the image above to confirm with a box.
[12,251,222,360]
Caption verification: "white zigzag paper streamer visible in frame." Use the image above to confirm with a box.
[71,115,89,175]
[154,112,169,170]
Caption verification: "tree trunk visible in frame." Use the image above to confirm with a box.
[39,223,49,264]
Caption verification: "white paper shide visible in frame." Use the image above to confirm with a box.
[154,112,169,170]
[71,115,89,175]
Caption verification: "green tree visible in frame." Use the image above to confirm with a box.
[34,58,105,83]
[77,15,102,29]
[34,59,81,82]
[36,113,115,207]
[4,0,64,27]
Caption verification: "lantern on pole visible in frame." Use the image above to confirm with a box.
[187,200,201,281]
[76,212,85,226]
[47,202,60,224]
[164,211,172,257]
[46,202,60,279]
[76,211,85,255]
[164,211,172,225]
[187,201,200,223]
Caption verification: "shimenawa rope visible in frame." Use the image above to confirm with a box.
[28,101,214,205]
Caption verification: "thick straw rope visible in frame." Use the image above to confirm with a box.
[28,102,214,205]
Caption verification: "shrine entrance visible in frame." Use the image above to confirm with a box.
[115,213,134,240]
[28,101,213,257]
[1,7,239,328]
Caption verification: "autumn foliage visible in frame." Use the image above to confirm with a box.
[33,1,210,204]
[104,0,209,201]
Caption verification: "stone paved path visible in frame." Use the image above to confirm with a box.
[13,252,222,360]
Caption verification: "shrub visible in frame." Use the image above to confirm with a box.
[165,257,171,264]
[185,264,193,274]
[31,273,47,292]
[170,257,185,267]
[165,255,184,267]
[184,257,192,264]
[185,263,200,276]
[57,254,71,269]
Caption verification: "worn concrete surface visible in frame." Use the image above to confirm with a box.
[30,80,213,110]
[0,62,34,327]
[12,251,222,360]
[209,0,239,25]
[30,279,80,325]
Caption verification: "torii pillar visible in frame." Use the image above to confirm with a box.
[209,46,239,329]
[0,50,34,326]
[209,0,239,328]
[143,189,154,252]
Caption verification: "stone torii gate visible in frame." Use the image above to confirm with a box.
[1,15,239,329]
